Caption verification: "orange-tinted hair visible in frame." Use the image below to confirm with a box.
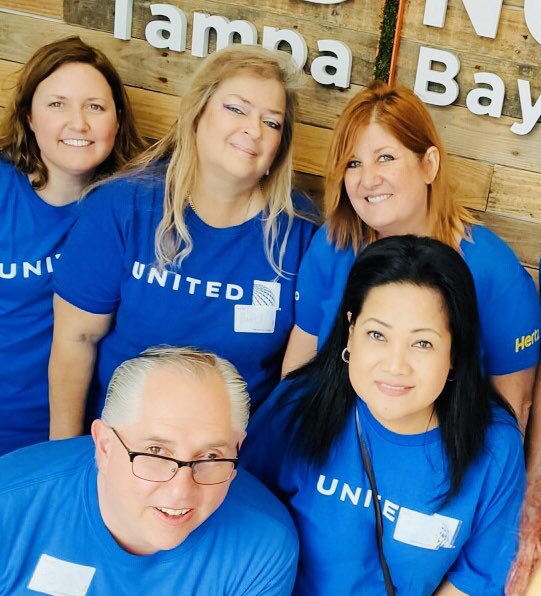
[326,80,476,251]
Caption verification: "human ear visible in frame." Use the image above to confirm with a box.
[91,419,112,473]
[236,432,247,451]
[347,311,355,349]
[422,146,440,184]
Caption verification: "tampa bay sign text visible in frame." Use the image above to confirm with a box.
[114,0,541,136]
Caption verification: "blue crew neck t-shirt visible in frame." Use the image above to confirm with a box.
[54,170,317,420]
[0,436,298,595]
[296,224,540,375]
[242,382,525,595]
[0,159,78,454]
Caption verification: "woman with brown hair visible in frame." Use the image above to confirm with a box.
[282,80,539,428]
[49,45,317,439]
[0,36,144,454]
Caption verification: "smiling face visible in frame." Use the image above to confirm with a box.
[343,122,439,238]
[93,366,243,555]
[347,282,452,434]
[195,74,286,188]
[28,62,119,183]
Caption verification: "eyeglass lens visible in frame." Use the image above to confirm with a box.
[132,455,235,485]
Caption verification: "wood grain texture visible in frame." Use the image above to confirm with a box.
[62,0,380,87]
[477,211,541,269]
[396,39,541,121]
[0,0,62,18]
[401,0,537,65]
[448,154,491,212]
[0,11,362,130]
[488,165,541,223]
[65,0,385,37]
[428,103,541,174]
[293,171,324,209]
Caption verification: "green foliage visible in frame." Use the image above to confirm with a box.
[374,0,399,82]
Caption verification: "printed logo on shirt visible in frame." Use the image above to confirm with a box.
[515,327,540,353]
[132,261,245,300]
[0,254,61,279]
[28,554,95,596]
[131,262,282,334]
[316,474,461,550]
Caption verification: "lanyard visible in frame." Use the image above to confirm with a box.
[355,403,396,596]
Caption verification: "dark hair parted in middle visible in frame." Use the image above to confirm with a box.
[284,234,515,500]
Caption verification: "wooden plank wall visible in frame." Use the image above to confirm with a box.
[396,0,541,280]
[0,0,539,280]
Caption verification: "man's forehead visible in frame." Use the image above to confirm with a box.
[120,366,235,446]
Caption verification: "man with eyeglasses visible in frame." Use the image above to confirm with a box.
[0,346,298,595]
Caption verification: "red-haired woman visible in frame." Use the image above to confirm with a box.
[282,81,540,430]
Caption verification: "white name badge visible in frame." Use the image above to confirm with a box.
[28,554,96,596]
[234,304,276,333]
[252,281,281,309]
[393,507,461,550]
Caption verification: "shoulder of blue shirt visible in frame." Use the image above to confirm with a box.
[0,435,298,546]
[248,378,523,455]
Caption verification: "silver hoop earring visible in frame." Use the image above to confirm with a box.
[446,370,455,382]
[341,348,350,364]
[265,169,270,176]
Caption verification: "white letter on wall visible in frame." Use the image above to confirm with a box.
[414,46,460,106]
[524,0,541,45]
[192,12,257,57]
[262,27,308,69]
[310,40,352,89]
[465,72,505,117]
[114,0,133,40]
[423,0,504,39]
[511,79,541,136]
[145,4,187,52]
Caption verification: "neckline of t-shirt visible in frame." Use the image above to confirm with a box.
[83,459,211,565]
[185,205,263,238]
[13,164,80,216]
[357,398,441,447]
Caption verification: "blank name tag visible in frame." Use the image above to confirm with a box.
[393,507,461,550]
[234,305,276,333]
[28,554,95,596]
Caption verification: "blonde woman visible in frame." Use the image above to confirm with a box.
[49,45,317,438]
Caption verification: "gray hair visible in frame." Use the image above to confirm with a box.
[101,346,250,433]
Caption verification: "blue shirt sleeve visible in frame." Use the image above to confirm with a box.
[463,226,540,375]
[241,380,297,496]
[53,180,135,315]
[295,225,337,336]
[446,414,525,594]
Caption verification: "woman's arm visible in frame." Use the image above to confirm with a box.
[281,325,317,377]
[434,580,469,595]
[492,366,536,432]
[526,364,541,472]
[49,295,112,439]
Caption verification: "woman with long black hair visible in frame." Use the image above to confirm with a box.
[243,235,525,595]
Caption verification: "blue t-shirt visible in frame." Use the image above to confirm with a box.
[0,159,78,455]
[242,382,525,595]
[296,224,540,375]
[0,436,298,595]
[54,170,317,419]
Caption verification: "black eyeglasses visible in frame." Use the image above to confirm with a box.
[110,428,239,485]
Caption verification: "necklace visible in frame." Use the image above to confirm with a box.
[186,190,198,215]
[186,184,264,224]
